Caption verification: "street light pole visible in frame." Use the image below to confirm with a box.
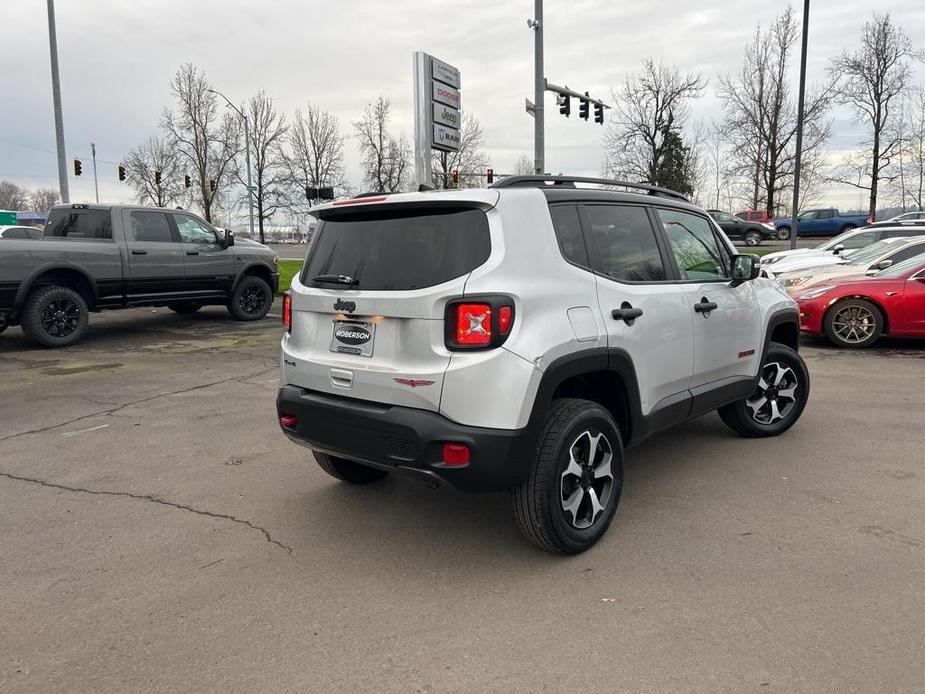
[91,142,99,203]
[531,0,545,174]
[46,0,69,203]
[207,88,256,242]
[789,0,810,251]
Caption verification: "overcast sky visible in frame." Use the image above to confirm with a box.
[2,0,924,214]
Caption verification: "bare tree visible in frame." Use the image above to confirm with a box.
[603,59,705,190]
[900,87,925,210]
[353,96,411,193]
[280,102,347,218]
[29,188,60,214]
[0,181,29,210]
[125,136,185,208]
[431,113,489,188]
[237,91,287,243]
[512,155,535,176]
[829,13,924,218]
[161,64,241,223]
[719,8,833,218]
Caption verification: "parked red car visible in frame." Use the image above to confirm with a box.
[795,257,925,348]
[735,209,771,224]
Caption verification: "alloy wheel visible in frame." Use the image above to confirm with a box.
[240,286,267,315]
[560,430,615,529]
[40,298,80,338]
[831,304,876,345]
[746,362,799,425]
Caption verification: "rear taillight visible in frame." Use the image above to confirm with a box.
[444,296,515,350]
[867,216,875,224]
[442,443,470,466]
[282,292,292,333]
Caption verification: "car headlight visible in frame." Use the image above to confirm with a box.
[798,285,836,300]
[780,275,812,287]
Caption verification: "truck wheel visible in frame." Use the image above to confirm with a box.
[840,224,858,233]
[314,452,388,484]
[718,343,809,438]
[168,301,203,315]
[776,226,791,240]
[227,276,273,321]
[513,398,624,554]
[20,285,89,348]
[744,231,762,246]
[823,299,882,349]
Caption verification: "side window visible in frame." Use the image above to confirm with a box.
[44,209,112,240]
[129,211,173,243]
[841,231,878,248]
[888,244,925,264]
[172,214,218,244]
[818,210,834,220]
[549,204,589,267]
[582,205,666,282]
[658,208,730,280]
[800,210,818,220]
[882,228,923,239]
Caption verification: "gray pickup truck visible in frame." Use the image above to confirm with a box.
[0,203,279,347]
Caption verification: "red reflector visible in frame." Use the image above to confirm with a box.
[280,414,297,428]
[498,305,513,334]
[456,303,491,345]
[333,196,388,206]
[442,443,470,466]
[282,293,292,332]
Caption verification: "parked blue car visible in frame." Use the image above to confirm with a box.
[772,208,872,240]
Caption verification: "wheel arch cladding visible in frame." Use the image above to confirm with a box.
[236,263,274,290]
[17,266,98,310]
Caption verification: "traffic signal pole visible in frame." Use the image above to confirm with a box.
[46,0,69,203]
[532,0,544,175]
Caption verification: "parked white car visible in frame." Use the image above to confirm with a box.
[760,225,922,269]
[886,211,925,222]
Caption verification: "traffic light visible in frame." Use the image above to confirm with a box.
[579,94,590,120]
[486,168,494,184]
[73,159,82,176]
[594,103,604,124]
[184,175,191,189]
[451,169,459,186]
[154,170,161,185]
[558,94,570,117]
[209,179,216,191]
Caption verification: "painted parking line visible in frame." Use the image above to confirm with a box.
[61,423,110,438]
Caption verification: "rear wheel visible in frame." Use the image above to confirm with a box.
[823,299,882,348]
[744,230,762,247]
[840,224,858,233]
[513,398,624,554]
[718,343,809,438]
[314,452,388,484]
[168,301,203,315]
[227,275,273,321]
[776,226,792,241]
[20,285,89,348]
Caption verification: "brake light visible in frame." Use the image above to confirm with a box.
[280,414,297,428]
[282,292,292,333]
[456,303,492,345]
[867,216,875,224]
[333,196,388,206]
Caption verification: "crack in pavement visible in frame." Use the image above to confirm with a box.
[0,368,276,443]
[0,471,293,555]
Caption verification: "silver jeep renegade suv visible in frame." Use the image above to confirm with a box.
[277,176,809,554]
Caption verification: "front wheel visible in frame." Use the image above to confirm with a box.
[823,299,882,348]
[744,231,762,247]
[776,226,792,241]
[718,343,809,438]
[513,398,624,554]
[314,452,388,484]
[227,276,273,321]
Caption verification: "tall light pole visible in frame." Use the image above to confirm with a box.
[207,88,256,242]
[529,0,544,174]
[789,0,810,251]
[91,142,99,203]
[46,0,69,203]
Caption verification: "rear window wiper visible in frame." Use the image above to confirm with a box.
[312,274,359,285]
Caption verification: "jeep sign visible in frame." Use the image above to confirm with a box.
[433,103,461,129]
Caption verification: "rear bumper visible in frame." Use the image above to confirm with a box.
[276,385,534,493]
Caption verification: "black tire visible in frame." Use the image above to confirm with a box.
[227,275,273,321]
[840,224,858,233]
[776,226,792,241]
[168,301,203,315]
[313,451,388,484]
[744,230,762,247]
[20,285,89,348]
[718,343,810,438]
[513,398,624,554]
[823,298,883,349]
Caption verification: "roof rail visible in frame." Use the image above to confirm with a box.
[489,175,689,201]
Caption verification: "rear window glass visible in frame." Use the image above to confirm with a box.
[302,207,490,290]
[44,209,112,240]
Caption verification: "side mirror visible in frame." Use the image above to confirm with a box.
[731,254,760,285]
[875,259,892,270]
[223,229,235,248]
[832,243,845,255]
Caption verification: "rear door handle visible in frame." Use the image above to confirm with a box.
[611,302,643,326]
[186,250,200,255]
[694,297,718,314]
[131,249,147,255]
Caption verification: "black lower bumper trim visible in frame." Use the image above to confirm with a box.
[277,385,535,493]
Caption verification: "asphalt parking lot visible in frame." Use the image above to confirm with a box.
[1,308,923,692]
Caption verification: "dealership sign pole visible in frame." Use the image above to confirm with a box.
[413,52,462,189]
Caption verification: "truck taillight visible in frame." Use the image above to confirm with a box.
[444,296,515,350]
[867,215,875,224]
[282,292,292,333]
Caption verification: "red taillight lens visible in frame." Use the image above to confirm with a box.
[442,443,470,466]
[455,303,491,345]
[867,216,874,224]
[498,305,513,334]
[280,414,297,428]
[282,293,292,333]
